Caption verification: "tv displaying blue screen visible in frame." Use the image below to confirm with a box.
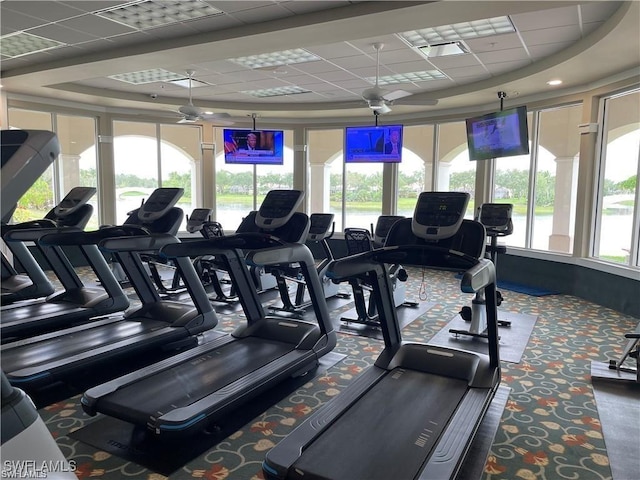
[344,124,403,163]
[223,129,284,165]
[465,106,529,161]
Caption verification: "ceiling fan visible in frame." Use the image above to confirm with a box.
[360,43,438,114]
[175,70,233,124]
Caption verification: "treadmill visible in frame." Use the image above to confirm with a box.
[1,188,219,391]
[263,191,501,480]
[81,189,337,438]
[0,187,130,342]
[1,186,97,307]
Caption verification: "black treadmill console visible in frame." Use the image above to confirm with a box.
[411,191,469,241]
[373,215,404,247]
[186,208,212,233]
[137,188,184,223]
[478,203,513,236]
[307,213,334,242]
[255,190,304,230]
[1,130,60,223]
[52,186,97,218]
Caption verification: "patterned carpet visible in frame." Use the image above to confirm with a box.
[28,266,640,479]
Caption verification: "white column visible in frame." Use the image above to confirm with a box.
[548,155,578,252]
[309,162,331,213]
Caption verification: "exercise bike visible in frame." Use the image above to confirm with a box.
[451,203,513,339]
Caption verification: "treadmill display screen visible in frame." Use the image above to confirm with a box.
[256,190,304,229]
[139,188,184,221]
[188,208,212,223]
[55,187,96,216]
[308,214,334,235]
[479,203,512,229]
[412,192,469,240]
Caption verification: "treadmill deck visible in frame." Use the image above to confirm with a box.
[291,368,472,480]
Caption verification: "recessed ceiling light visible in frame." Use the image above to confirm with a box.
[229,49,320,69]
[398,16,515,47]
[240,86,311,98]
[96,0,222,30]
[109,68,184,84]
[365,70,447,86]
[0,32,65,58]
[547,79,563,86]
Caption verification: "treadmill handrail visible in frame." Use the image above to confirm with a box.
[326,244,485,282]
[4,226,84,242]
[2,219,57,233]
[99,233,179,253]
[160,232,286,259]
[39,225,150,246]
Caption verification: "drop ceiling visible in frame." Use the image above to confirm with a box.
[1,0,639,124]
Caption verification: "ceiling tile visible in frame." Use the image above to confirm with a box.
[306,42,362,59]
[314,70,360,82]
[428,54,483,69]
[3,1,85,23]
[58,2,131,14]
[520,25,582,46]
[289,60,343,75]
[510,5,579,31]
[465,32,523,53]
[58,14,135,37]
[476,47,530,65]
[0,9,50,31]
[27,23,97,44]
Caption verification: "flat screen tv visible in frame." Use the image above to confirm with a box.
[465,106,529,161]
[344,124,403,163]
[223,129,284,165]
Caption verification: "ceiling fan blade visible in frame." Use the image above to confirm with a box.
[378,103,392,114]
[383,89,412,101]
[392,96,439,106]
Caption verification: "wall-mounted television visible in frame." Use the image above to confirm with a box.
[344,124,403,163]
[465,106,529,161]
[223,129,284,165]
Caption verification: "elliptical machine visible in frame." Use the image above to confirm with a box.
[451,203,513,339]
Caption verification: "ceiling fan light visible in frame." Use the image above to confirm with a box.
[368,99,385,110]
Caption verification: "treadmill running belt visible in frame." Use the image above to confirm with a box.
[97,337,293,424]
[291,368,468,480]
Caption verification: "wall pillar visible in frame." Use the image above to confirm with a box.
[309,162,331,213]
[549,155,579,252]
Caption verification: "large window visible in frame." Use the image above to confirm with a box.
[493,111,533,248]
[398,125,433,218]
[8,109,99,227]
[437,121,477,218]
[532,105,580,254]
[594,89,640,265]
[113,121,200,230]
